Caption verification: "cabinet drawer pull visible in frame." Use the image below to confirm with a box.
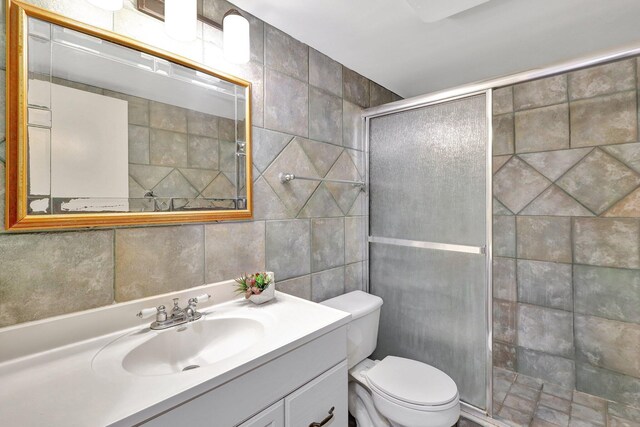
[309,406,334,427]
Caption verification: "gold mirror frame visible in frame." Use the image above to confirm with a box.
[5,0,252,231]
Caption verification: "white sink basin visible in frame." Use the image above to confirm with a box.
[93,312,269,377]
[123,317,264,375]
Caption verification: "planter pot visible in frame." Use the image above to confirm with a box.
[248,282,275,304]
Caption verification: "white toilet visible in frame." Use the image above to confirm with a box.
[321,291,460,427]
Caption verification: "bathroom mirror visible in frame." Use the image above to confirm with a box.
[5,0,252,230]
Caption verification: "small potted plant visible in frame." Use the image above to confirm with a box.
[235,272,275,304]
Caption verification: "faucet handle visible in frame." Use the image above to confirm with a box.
[137,305,165,319]
[187,294,210,311]
[194,293,211,303]
[156,305,167,322]
[187,294,211,309]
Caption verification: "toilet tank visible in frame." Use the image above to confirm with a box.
[321,291,383,368]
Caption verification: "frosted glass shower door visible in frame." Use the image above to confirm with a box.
[368,93,489,410]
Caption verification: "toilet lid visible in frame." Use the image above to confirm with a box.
[365,356,458,406]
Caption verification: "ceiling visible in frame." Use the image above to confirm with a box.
[231,0,640,98]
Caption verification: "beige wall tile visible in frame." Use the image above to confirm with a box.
[573,218,640,269]
[493,87,514,115]
[493,113,515,155]
[516,216,572,263]
[569,59,636,100]
[570,91,638,148]
[493,257,516,301]
[276,275,311,300]
[0,231,114,327]
[115,225,204,301]
[515,104,570,153]
[575,315,640,378]
[205,221,265,283]
[514,75,567,110]
[518,303,574,358]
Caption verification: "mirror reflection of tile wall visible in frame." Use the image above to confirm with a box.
[37,77,238,212]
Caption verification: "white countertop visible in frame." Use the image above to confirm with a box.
[0,288,350,426]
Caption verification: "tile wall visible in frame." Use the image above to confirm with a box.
[492,58,640,414]
[121,97,238,203]
[0,0,401,327]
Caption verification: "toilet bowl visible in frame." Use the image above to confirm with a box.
[321,291,460,427]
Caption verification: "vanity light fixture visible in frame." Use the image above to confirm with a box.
[136,0,250,64]
[164,0,197,42]
[222,10,250,64]
[87,0,123,11]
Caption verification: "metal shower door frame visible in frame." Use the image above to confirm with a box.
[362,89,494,417]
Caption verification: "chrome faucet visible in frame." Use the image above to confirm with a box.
[137,294,211,330]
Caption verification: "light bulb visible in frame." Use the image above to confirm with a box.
[165,0,197,42]
[223,11,250,64]
[87,0,123,11]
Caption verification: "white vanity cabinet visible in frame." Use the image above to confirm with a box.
[238,401,284,427]
[285,361,347,426]
[239,361,347,427]
[139,327,348,427]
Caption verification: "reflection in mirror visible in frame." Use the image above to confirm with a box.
[25,17,247,216]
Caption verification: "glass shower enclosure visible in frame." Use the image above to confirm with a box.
[365,91,493,414]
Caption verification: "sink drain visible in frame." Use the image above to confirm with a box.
[182,365,200,371]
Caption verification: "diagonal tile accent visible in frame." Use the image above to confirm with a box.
[178,168,219,193]
[493,155,512,174]
[603,187,640,217]
[152,169,199,198]
[252,176,291,220]
[494,157,551,214]
[263,138,320,214]
[128,164,173,191]
[298,183,343,218]
[348,192,366,216]
[128,176,146,198]
[494,198,514,216]
[602,142,640,175]
[221,171,236,184]
[520,185,594,217]
[519,148,592,181]
[557,149,640,214]
[326,151,362,214]
[252,127,292,173]
[346,148,365,177]
[297,137,343,177]
[201,173,235,199]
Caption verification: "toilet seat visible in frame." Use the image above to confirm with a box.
[365,356,459,410]
[368,381,459,412]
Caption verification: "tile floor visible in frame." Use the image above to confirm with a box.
[493,368,640,427]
